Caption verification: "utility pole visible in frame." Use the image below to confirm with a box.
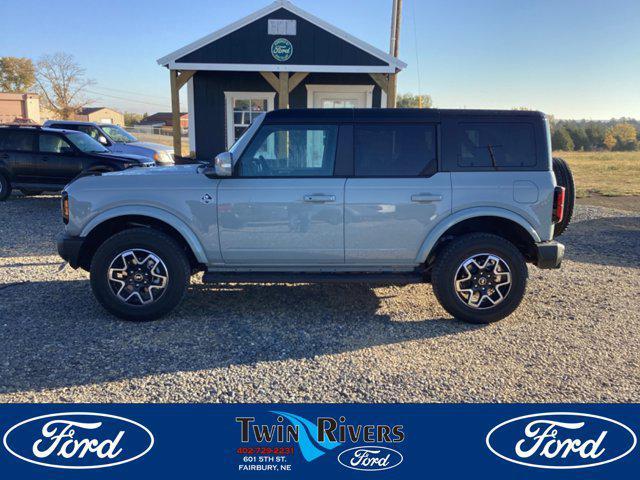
[387,0,402,108]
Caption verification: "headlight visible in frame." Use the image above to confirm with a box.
[61,192,69,224]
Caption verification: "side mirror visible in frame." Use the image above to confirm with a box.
[214,151,233,177]
[98,136,109,145]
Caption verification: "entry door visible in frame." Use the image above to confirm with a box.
[345,124,452,264]
[217,123,345,265]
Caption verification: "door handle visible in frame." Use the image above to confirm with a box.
[0,153,8,160]
[42,156,49,162]
[411,193,442,203]
[304,194,336,203]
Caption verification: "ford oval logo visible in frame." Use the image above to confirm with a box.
[486,412,637,469]
[3,412,154,469]
[337,446,403,471]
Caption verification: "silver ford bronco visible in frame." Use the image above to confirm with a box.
[57,109,574,323]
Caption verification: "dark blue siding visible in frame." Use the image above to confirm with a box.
[178,8,386,67]
[193,71,382,159]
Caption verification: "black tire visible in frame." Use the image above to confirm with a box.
[431,233,528,324]
[0,172,12,201]
[90,228,191,321]
[552,157,575,237]
[20,189,44,196]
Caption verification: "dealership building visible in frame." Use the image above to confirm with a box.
[158,0,406,160]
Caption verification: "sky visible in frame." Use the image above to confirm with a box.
[1,0,639,119]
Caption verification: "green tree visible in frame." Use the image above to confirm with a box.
[584,122,606,150]
[396,93,433,108]
[551,127,574,151]
[124,112,143,126]
[566,125,589,151]
[606,123,639,151]
[0,57,36,92]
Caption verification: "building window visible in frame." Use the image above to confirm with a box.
[224,92,276,149]
[268,19,297,35]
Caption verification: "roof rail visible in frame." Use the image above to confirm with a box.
[0,123,43,129]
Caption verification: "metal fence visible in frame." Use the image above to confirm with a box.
[124,125,188,137]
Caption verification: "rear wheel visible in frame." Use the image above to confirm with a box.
[432,233,527,324]
[90,228,191,321]
[0,173,11,201]
[552,157,575,237]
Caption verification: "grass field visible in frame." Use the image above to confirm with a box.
[554,150,640,197]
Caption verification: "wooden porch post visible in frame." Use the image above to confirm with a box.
[278,72,290,109]
[170,70,182,157]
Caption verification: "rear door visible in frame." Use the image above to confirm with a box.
[345,123,452,265]
[0,129,38,182]
[217,123,346,265]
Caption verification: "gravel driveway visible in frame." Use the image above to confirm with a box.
[0,194,638,403]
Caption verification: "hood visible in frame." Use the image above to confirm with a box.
[129,141,174,153]
[94,152,154,164]
[102,163,201,177]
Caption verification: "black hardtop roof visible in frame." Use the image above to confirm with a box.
[263,108,546,123]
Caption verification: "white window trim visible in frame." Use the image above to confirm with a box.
[224,91,276,150]
[187,77,196,155]
[305,84,374,108]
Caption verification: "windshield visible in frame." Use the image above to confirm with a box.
[66,132,110,153]
[102,125,137,143]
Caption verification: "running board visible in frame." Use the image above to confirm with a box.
[202,271,424,285]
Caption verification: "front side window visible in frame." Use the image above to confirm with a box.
[355,124,437,177]
[77,125,102,141]
[239,124,338,177]
[39,134,73,154]
[101,125,137,143]
[65,132,109,153]
[458,123,536,168]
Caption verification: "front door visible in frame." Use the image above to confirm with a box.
[218,123,344,265]
[345,123,452,264]
[35,133,82,184]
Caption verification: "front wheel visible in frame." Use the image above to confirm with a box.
[0,173,11,201]
[90,228,191,321]
[431,233,527,324]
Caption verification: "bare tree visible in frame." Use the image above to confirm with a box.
[35,53,94,119]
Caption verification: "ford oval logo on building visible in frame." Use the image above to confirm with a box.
[337,446,403,471]
[486,412,637,469]
[3,412,154,469]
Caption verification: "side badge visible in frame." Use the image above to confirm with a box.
[201,193,214,205]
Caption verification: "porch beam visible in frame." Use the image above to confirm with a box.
[260,71,280,91]
[176,70,196,90]
[369,73,389,94]
[288,72,309,93]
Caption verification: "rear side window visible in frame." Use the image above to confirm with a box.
[0,130,35,152]
[355,124,437,177]
[458,123,536,168]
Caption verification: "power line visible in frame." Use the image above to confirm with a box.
[93,85,168,101]
[85,89,170,109]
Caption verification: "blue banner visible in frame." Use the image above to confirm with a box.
[0,404,637,478]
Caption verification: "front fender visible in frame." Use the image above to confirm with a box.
[80,205,208,263]
[415,207,541,263]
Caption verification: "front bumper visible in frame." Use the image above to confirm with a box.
[57,233,85,269]
[535,240,565,269]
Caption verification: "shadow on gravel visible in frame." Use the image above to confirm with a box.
[0,280,482,393]
[563,215,640,268]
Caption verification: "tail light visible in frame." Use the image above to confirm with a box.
[553,186,565,223]
[61,192,69,224]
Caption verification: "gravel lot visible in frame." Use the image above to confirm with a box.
[0,194,638,403]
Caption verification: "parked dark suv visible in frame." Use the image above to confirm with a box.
[0,125,155,200]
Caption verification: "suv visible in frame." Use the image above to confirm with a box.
[43,120,175,166]
[57,109,574,324]
[0,125,155,200]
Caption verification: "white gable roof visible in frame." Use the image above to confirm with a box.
[157,0,406,73]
